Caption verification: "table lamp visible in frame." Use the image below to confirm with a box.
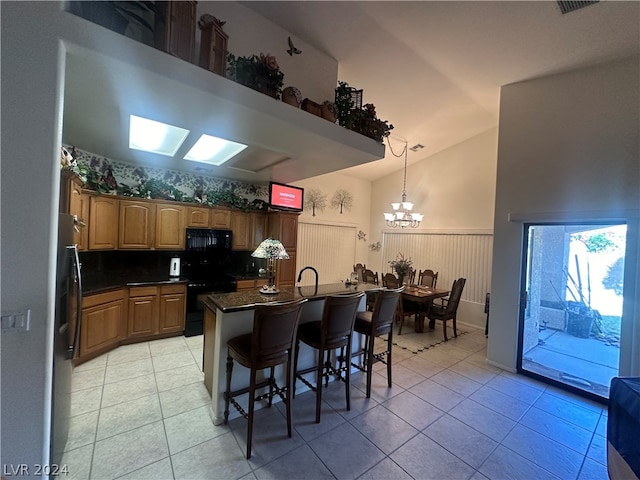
[251,237,289,294]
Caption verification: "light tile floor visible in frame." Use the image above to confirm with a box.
[63,326,609,480]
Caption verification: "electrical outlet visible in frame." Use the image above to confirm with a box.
[1,310,31,332]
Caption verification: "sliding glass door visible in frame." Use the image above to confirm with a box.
[518,223,626,400]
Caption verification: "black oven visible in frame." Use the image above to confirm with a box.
[184,277,236,337]
[183,228,235,337]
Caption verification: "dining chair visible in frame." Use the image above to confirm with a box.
[407,268,416,286]
[426,278,466,341]
[351,286,404,398]
[293,292,365,423]
[362,269,378,284]
[417,269,438,288]
[362,269,379,311]
[382,273,400,288]
[398,294,421,336]
[353,263,366,283]
[224,298,307,459]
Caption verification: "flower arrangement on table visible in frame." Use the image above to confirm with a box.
[389,253,413,284]
[226,52,285,99]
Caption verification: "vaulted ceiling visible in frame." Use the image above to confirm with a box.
[242,1,639,181]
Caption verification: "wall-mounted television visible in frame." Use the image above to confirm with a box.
[269,181,304,212]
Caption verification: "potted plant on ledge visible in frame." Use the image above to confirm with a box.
[334,81,393,143]
[349,103,394,142]
[226,52,285,99]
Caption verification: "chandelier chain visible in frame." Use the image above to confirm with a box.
[385,137,409,195]
[384,136,422,228]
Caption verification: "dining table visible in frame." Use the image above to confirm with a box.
[400,285,451,333]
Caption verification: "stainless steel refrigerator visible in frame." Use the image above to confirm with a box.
[51,213,82,464]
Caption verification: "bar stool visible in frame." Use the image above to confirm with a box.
[223,298,307,459]
[351,287,404,398]
[293,292,365,423]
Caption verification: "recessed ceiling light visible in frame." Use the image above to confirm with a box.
[129,115,190,157]
[184,134,248,166]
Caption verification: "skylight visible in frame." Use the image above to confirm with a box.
[129,115,189,157]
[183,134,247,166]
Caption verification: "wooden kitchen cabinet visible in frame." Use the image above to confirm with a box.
[118,200,184,250]
[276,251,297,289]
[186,206,209,227]
[235,278,268,292]
[159,284,186,334]
[118,200,154,249]
[80,289,126,359]
[210,208,231,228]
[127,286,158,338]
[70,186,89,251]
[231,211,251,250]
[88,196,118,250]
[155,203,185,249]
[128,284,186,339]
[268,212,299,288]
[231,211,268,250]
[268,212,299,250]
[250,212,268,249]
[186,206,230,229]
[61,171,89,250]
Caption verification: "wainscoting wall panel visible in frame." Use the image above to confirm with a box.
[297,223,357,286]
[382,232,493,306]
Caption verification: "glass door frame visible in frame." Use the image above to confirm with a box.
[516,220,627,404]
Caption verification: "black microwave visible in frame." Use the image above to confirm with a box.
[185,228,232,252]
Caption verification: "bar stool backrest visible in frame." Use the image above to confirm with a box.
[371,286,404,336]
[252,299,308,367]
[321,292,365,349]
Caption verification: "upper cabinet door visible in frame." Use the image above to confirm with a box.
[70,187,90,251]
[156,204,185,249]
[269,212,299,250]
[210,208,231,228]
[186,206,210,227]
[119,201,155,249]
[250,212,268,249]
[88,196,118,250]
[231,211,250,250]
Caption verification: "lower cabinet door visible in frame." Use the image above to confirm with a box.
[128,287,159,337]
[80,292,126,357]
[159,285,186,334]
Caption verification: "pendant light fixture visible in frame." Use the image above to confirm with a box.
[384,138,423,228]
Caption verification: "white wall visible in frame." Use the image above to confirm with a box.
[489,57,640,372]
[1,0,63,468]
[196,1,337,104]
[368,129,498,274]
[293,171,373,265]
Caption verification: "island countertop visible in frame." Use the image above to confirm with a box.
[205,282,381,313]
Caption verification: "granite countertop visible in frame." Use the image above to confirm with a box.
[205,282,382,313]
[83,273,188,295]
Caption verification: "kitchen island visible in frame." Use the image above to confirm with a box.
[203,282,382,425]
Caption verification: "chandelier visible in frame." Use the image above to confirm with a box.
[384,139,423,228]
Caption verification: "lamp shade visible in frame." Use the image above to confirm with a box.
[251,238,289,260]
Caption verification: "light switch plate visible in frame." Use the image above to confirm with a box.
[1,310,31,332]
